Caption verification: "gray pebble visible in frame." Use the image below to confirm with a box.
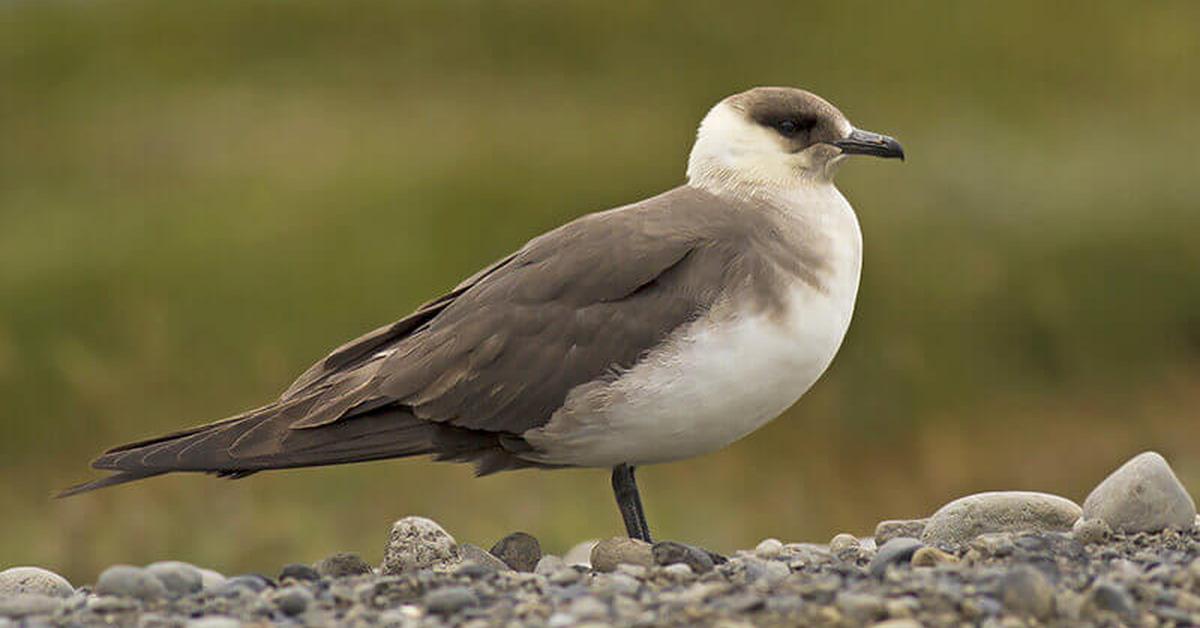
[534,555,566,576]
[661,563,694,579]
[874,519,928,546]
[0,594,62,618]
[489,532,542,572]
[1086,580,1136,618]
[314,552,372,578]
[219,575,273,594]
[96,565,169,601]
[381,516,459,575]
[197,569,226,592]
[569,596,609,620]
[651,541,714,573]
[1002,565,1054,619]
[277,563,320,583]
[0,567,74,598]
[186,618,241,628]
[1071,518,1113,545]
[591,537,654,572]
[459,543,511,573]
[921,491,1081,547]
[146,561,203,597]
[829,533,861,561]
[423,586,478,614]
[273,585,312,616]
[970,532,1015,557]
[1082,451,1197,533]
[753,538,783,558]
[868,537,924,578]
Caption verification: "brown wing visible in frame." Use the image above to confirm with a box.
[62,186,757,495]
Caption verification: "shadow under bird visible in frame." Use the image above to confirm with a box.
[63,87,903,543]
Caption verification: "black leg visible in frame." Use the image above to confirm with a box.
[611,463,652,542]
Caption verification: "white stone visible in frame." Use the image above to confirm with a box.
[381,516,460,575]
[921,491,1081,547]
[1082,451,1196,533]
[0,567,73,598]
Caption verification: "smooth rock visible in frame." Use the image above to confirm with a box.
[1085,580,1136,618]
[534,555,566,577]
[197,569,226,591]
[591,538,654,572]
[96,565,168,601]
[423,586,478,614]
[652,541,714,574]
[146,561,203,597]
[563,540,599,567]
[459,543,510,573]
[1002,565,1054,619]
[1082,451,1197,533]
[0,594,61,618]
[489,532,542,572]
[910,546,957,567]
[381,517,460,575]
[1071,518,1113,545]
[829,533,861,561]
[875,519,928,546]
[921,491,1081,547]
[0,567,73,598]
[273,585,312,616]
[315,552,373,578]
[221,574,273,593]
[868,537,924,578]
[754,538,784,559]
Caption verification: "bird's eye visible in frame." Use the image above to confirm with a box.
[777,120,799,136]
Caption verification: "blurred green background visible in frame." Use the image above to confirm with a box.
[3,1,1199,584]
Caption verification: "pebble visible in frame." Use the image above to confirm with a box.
[875,519,928,546]
[186,617,241,628]
[197,569,227,591]
[1082,451,1197,533]
[96,565,169,601]
[314,552,373,578]
[910,546,957,567]
[459,543,511,573]
[1086,580,1136,618]
[563,539,599,567]
[424,586,478,614]
[1002,565,1054,619]
[533,555,565,576]
[146,561,203,597]
[0,594,61,618]
[590,537,654,572]
[489,532,542,572]
[921,491,1082,547]
[754,538,784,558]
[652,541,715,573]
[1072,517,1113,545]
[381,516,460,575]
[0,566,74,598]
[272,585,312,616]
[868,537,924,578]
[829,533,861,561]
[277,563,320,583]
[836,592,885,624]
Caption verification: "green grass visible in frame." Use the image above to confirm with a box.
[2,0,1199,583]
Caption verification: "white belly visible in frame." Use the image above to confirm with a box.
[524,187,863,468]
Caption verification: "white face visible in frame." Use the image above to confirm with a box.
[686,101,854,191]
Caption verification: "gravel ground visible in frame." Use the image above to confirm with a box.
[3,451,1198,627]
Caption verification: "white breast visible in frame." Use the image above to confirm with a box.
[524,185,862,468]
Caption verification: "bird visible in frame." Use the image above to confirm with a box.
[61,87,903,544]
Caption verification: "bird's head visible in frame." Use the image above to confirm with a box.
[686,87,903,192]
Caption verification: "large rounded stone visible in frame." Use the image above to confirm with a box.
[381,516,460,575]
[0,567,73,598]
[590,538,654,572]
[1082,451,1196,533]
[146,561,203,597]
[921,491,1081,547]
[489,532,542,572]
[95,565,168,601]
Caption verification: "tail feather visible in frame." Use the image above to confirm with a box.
[62,404,544,496]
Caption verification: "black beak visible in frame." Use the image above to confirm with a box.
[830,128,905,161]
